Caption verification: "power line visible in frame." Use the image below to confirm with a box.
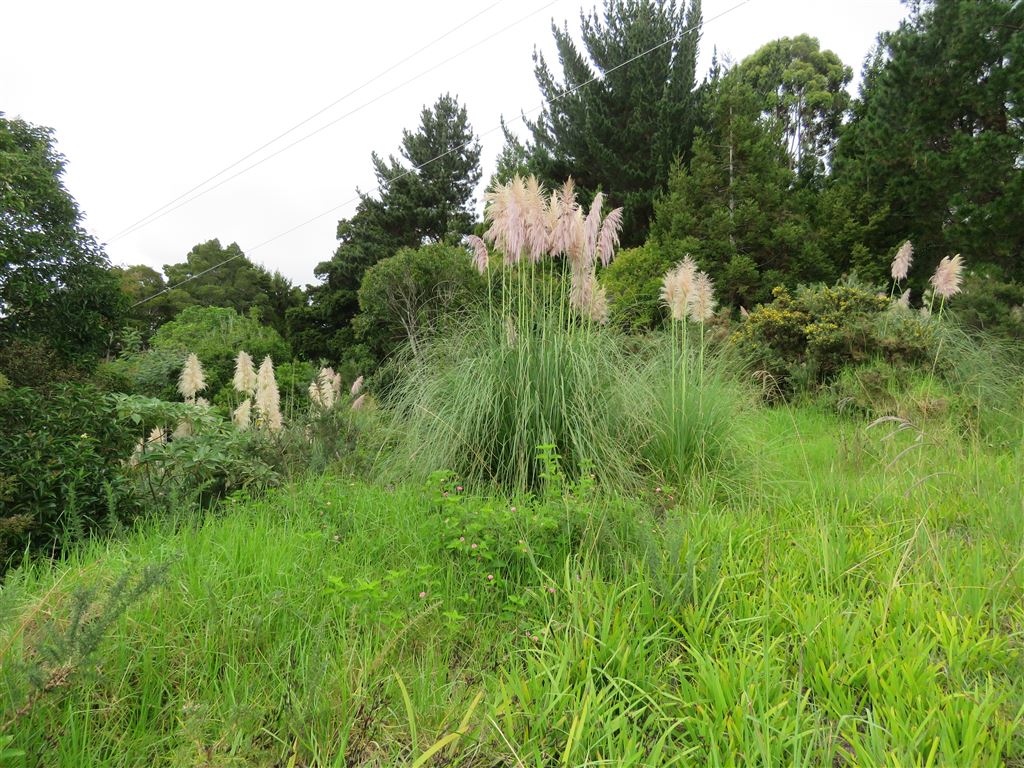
[110,0,563,244]
[107,0,506,242]
[131,0,754,308]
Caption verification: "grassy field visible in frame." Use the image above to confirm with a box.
[2,405,1023,766]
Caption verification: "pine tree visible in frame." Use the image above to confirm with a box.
[292,95,482,362]
[525,0,703,246]
[834,0,1023,282]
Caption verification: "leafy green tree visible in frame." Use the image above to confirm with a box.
[0,115,125,372]
[353,243,483,364]
[834,0,1023,282]
[736,35,852,177]
[113,264,177,339]
[651,74,830,305]
[294,94,482,362]
[158,240,302,336]
[525,0,703,246]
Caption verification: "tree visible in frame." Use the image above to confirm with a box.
[294,94,482,362]
[353,243,483,364]
[0,115,125,372]
[159,240,302,336]
[525,0,703,246]
[113,264,177,340]
[735,35,852,177]
[834,0,1023,283]
[650,74,826,306]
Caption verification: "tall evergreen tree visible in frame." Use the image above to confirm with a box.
[650,74,834,306]
[525,0,703,246]
[293,94,482,362]
[834,0,1023,282]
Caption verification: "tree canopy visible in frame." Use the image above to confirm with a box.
[0,115,124,370]
[525,0,703,246]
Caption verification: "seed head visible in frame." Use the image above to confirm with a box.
[891,240,913,282]
[930,254,965,300]
[233,351,257,395]
[178,353,206,403]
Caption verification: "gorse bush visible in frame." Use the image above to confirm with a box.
[731,282,934,395]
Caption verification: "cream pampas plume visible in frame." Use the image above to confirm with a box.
[233,399,252,430]
[464,234,489,274]
[588,282,610,325]
[308,380,323,407]
[898,288,911,308]
[147,427,166,445]
[689,272,716,322]
[233,351,257,395]
[255,356,282,432]
[318,367,336,409]
[351,394,366,411]
[178,353,206,404]
[350,375,364,397]
[596,207,623,267]
[660,257,697,321]
[930,254,965,300]
[891,240,913,282]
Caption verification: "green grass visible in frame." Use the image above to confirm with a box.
[2,405,1023,766]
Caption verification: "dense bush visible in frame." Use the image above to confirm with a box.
[949,268,1024,342]
[0,385,139,564]
[601,244,673,332]
[730,283,933,395]
[353,244,484,366]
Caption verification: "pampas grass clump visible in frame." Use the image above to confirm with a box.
[383,305,646,491]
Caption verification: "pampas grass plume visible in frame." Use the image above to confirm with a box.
[930,254,965,299]
[233,351,257,395]
[464,234,489,274]
[350,375,364,397]
[891,240,913,282]
[661,257,697,322]
[178,353,206,403]
[255,356,282,432]
[233,399,252,430]
[689,272,716,322]
[351,394,366,411]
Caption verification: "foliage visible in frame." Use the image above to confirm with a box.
[0,385,139,565]
[148,306,290,399]
[160,240,302,337]
[948,266,1024,341]
[601,243,674,332]
[525,0,703,246]
[735,34,852,176]
[0,115,125,369]
[111,264,177,340]
[650,74,840,303]
[353,243,484,365]
[833,0,1024,282]
[730,283,933,395]
[114,395,279,509]
[294,94,482,362]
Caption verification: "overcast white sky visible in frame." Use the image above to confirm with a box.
[3,0,907,288]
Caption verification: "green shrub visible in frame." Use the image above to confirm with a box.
[731,283,933,396]
[601,243,673,332]
[949,268,1024,341]
[149,306,290,396]
[114,395,279,509]
[0,385,139,564]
